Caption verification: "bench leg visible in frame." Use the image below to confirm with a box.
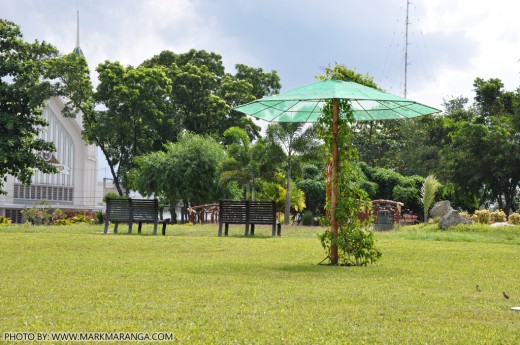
[218,222,223,236]
[138,222,142,234]
[245,222,250,236]
[128,222,132,234]
[251,224,255,236]
[162,222,166,236]
[104,219,109,234]
[277,222,282,237]
[272,223,276,237]
[153,221,158,235]
[114,223,118,234]
[225,224,229,236]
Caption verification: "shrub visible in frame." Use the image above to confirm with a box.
[21,200,53,225]
[320,225,382,266]
[0,216,11,225]
[95,211,104,224]
[71,212,94,224]
[508,212,520,225]
[490,210,506,223]
[474,210,490,224]
[459,211,471,220]
[301,211,314,226]
[54,218,72,226]
[103,192,127,203]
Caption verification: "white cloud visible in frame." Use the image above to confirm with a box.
[420,0,520,106]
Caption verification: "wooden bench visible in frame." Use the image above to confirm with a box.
[218,199,281,237]
[104,198,168,235]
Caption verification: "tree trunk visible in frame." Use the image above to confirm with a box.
[284,161,291,225]
[245,182,251,200]
[330,99,339,265]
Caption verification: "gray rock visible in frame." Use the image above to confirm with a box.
[439,209,472,229]
[430,200,454,219]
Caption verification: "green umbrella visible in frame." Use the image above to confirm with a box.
[233,78,440,264]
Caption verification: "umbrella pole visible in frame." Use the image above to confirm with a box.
[330,99,339,265]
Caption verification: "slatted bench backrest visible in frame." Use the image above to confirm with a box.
[131,199,158,222]
[219,200,247,224]
[106,198,132,222]
[249,200,276,224]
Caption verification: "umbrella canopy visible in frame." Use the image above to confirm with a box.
[233,78,440,265]
[233,78,440,122]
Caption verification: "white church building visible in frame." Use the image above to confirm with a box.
[0,97,100,223]
[0,13,102,223]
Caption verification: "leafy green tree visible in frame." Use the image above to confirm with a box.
[130,132,226,221]
[297,164,326,216]
[94,62,173,195]
[266,123,319,224]
[441,78,520,215]
[360,163,424,216]
[143,49,281,140]
[0,20,59,194]
[46,53,174,196]
[220,127,281,199]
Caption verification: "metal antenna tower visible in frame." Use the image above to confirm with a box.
[404,0,410,98]
[76,10,80,48]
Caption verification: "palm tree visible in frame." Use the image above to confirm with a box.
[421,174,441,223]
[267,123,319,224]
[220,127,271,200]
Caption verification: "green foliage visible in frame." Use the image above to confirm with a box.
[420,174,441,222]
[297,164,327,216]
[320,225,382,266]
[21,200,53,225]
[143,49,281,141]
[0,216,11,226]
[267,122,320,224]
[102,192,128,203]
[315,67,381,266]
[47,47,281,195]
[131,132,226,207]
[360,163,424,216]
[440,78,520,215]
[95,211,104,225]
[257,178,306,213]
[220,127,281,200]
[0,20,60,193]
[301,211,314,226]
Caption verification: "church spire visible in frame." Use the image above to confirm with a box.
[73,10,85,57]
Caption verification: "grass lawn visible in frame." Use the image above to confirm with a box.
[1,222,520,344]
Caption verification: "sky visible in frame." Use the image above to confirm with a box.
[2,0,520,177]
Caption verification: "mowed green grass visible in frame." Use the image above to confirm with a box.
[1,223,520,344]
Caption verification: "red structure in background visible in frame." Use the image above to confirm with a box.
[371,199,404,230]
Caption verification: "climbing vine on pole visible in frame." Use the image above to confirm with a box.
[317,99,382,266]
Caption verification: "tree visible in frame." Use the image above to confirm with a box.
[143,49,282,140]
[0,20,59,194]
[46,53,174,196]
[267,123,319,224]
[420,174,441,222]
[93,62,173,195]
[441,78,520,215]
[48,48,282,196]
[130,132,226,221]
[220,127,280,199]
[296,164,326,216]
